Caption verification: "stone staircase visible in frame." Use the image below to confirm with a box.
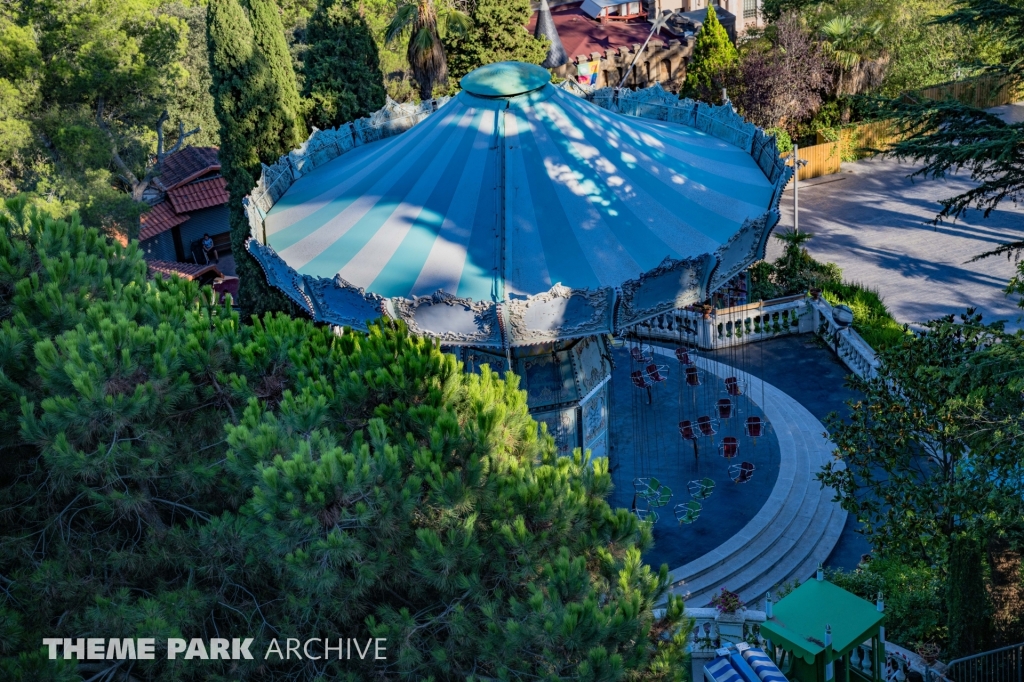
[651,349,846,608]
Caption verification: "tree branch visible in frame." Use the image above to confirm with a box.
[96,97,141,192]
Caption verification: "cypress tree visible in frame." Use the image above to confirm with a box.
[446,0,549,83]
[303,0,387,130]
[947,535,991,657]
[207,0,302,317]
[680,4,737,102]
[246,0,306,148]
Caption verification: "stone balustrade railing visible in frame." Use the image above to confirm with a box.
[633,294,879,381]
[638,294,814,350]
[807,298,880,380]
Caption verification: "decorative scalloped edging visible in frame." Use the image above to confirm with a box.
[615,253,715,330]
[391,290,502,346]
[505,283,615,346]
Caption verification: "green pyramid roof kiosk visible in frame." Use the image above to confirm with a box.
[760,577,886,682]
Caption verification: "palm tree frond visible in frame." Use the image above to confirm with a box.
[385,3,419,44]
[410,25,437,53]
[438,9,472,39]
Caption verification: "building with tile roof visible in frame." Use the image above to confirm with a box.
[138,146,233,272]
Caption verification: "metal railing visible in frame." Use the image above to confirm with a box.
[940,643,1024,682]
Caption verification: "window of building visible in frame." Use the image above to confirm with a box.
[743,0,757,18]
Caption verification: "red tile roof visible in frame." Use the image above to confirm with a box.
[147,260,224,281]
[526,3,657,62]
[139,201,189,240]
[167,176,229,213]
[155,146,221,191]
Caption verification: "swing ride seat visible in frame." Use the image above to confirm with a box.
[687,478,715,500]
[724,376,746,397]
[684,366,702,387]
[716,398,734,420]
[729,461,755,484]
[745,416,764,438]
[696,415,718,437]
[719,436,739,459]
[674,347,696,366]
[678,420,696,440]
[630,346,652,364]
[645,363,668,383]
[631,370,651,389]
[633,508,659,524]
[634,477,672,507]
[674,500,702,525]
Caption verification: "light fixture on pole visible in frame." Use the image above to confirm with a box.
[791,144,809,233]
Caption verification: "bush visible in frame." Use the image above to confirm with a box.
[827,559,946,649]
[821,280,909,349]
[766,127,793,153]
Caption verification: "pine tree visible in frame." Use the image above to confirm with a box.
[680,4,738,103]
[0,194,694,680]
[207,0,302,318]
[303,0,387,130]
[446,0,549,83]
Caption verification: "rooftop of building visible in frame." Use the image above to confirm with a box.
[526,2,660,62]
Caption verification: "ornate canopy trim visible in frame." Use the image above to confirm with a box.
[391,290,502,346]
[506,283,615,346]
[615,254,715,330]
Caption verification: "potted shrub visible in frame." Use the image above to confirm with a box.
[710,587,745,615]
[711,587,746,643]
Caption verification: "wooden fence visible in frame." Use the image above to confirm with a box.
[782,75,1021,184]
[781,141,841,182]
[917,75,1023,109]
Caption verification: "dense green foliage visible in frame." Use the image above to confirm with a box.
[207,0,304,318]
[827,559,946,648]
[680,5,737,103]
[819,312,1024,653]
[873,0,1024,306]
[946,536,992,657]
[0,195,693,680]
[304,0,387,129]
[748,231,906,349]
[445,0,548,84]
[0,0,204,233]
[385,0,472,101]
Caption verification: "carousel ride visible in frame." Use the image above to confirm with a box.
[241,61,792,541]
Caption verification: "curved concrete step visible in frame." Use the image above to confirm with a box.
[651,349,845,608]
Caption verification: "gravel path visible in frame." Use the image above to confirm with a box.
[767,156,1024,330]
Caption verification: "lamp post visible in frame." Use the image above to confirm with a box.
[791,144,809,233]
[618,10,676,89]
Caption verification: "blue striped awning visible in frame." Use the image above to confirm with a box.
[246,62,791,346]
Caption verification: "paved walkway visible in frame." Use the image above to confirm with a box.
[769,156,1024,330]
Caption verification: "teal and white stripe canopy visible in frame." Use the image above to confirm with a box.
[247,62,790,347]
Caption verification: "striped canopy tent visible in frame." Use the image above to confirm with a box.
[245,62,791,348]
